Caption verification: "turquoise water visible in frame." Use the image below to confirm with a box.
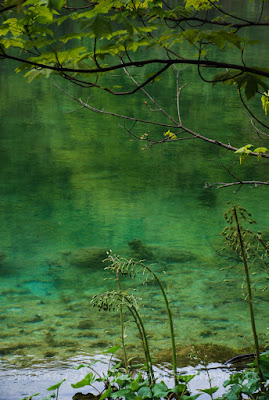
[0,41,268,379]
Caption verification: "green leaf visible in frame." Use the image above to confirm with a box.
[245,77,258,100]
[111,389,133,398]
[261,91,269,115]
[182,395,201,400]
[152,382,169,397]
[223,372,244,387]
[182,29,199,45]
[73,361,98,370]
[253,147,268,161]
[137,386,152,399]
[71,373,96,388]
[178,374,196,383]
[254,352,269,379]
[199,386,219,395]
[48,0,65,10]
[99,386,112,400]
[164,129,177,139]
[90,14,112,38]
[47,379,66,391]
[102,345,121,354]
[19,394,40,400]
[184,0,219,11]
[171,384,187,393]
[234,144,253,164]
[130,380,139,391]
[212,69,238,86]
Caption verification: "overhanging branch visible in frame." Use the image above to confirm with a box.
[4,53,269,80]
[206,180,269,189]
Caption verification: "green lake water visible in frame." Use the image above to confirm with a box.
[0,15,269,397]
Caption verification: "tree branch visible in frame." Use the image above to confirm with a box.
[207,180,269,189]
[52,79,269,160]
[5,53,269,81]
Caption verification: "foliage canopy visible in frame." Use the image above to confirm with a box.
[1,0,269,187]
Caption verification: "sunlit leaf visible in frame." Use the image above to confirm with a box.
[71,373,96,388]
[48,0,65,10]
[102,345,121,354]
[199,386,219,395]
[47,379,66,391]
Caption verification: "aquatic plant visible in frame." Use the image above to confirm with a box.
[91,290,155,386]
[70,346,197,400]
[214,349,269,400]
[18,205,269,400]
[221,204,268,392]
[103,251,178,386]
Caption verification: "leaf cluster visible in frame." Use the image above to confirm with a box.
[222,205,268,261]
[1,0,269,103]
[91,291,139,312]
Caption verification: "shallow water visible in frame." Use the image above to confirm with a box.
[0,20,269,398]
[0,353,233,400]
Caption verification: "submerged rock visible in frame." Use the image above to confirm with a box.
[128,239,197,263]
[154,247,197,263]
[26,314,44,323]
[0,252,6,264]
[157,343,249,367]
[48,247,109,271]
[128,239,154,261]
[77,319,94,330]
[198,187,217,207]
[63,247,109,269]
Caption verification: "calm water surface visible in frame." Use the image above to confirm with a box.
[0,30,268,399]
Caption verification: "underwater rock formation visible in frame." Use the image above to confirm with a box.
[50,247,109,269]
[0,252,6,264]
[128,239,154,261]
[197,187,217,207]
[128,239,197,263]
[154,247,197,263]
[65,247,109,268]
[157,343,249,368]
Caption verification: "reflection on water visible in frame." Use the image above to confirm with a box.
[0,51,268,397]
